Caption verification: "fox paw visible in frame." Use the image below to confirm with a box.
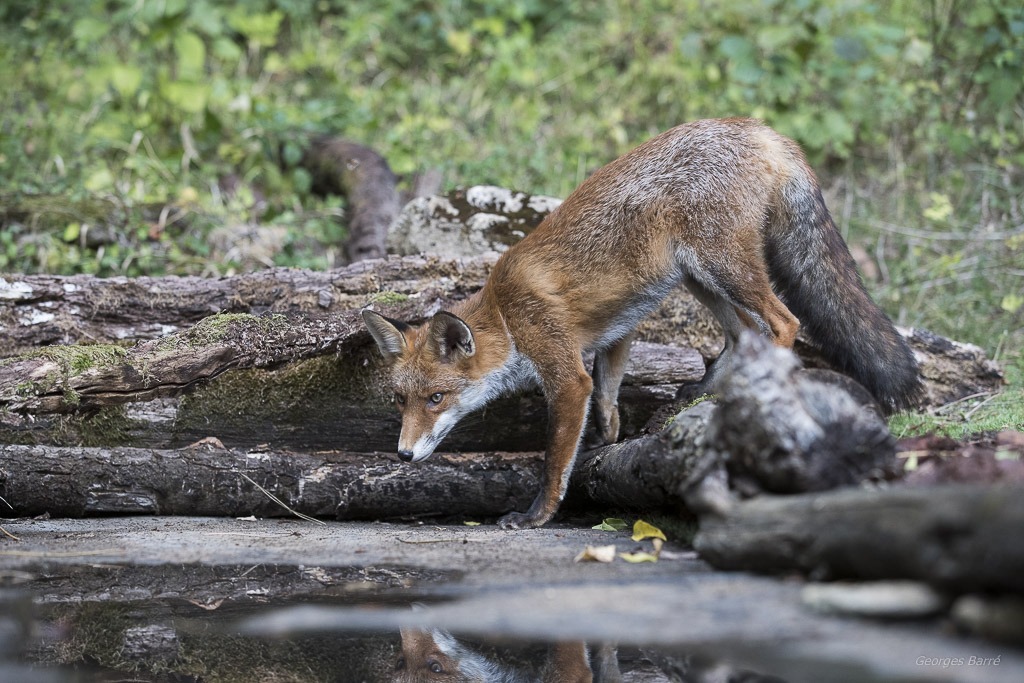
[675,381,711,405]
[590,401,619,446]
[497,510,546,530]
[598,404,620,445]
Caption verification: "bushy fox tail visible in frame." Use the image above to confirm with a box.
[767,173,921,413]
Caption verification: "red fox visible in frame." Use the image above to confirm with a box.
[363,118,920,529]
[394,626,597,682]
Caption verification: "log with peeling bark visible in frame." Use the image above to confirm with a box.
[0,254,1003,408]
[693,482,1024,594]
[0,255,491,356]
[0,443,540,520]
[0,335,701,453]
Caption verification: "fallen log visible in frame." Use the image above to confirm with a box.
[0,443,540,520]
[0,254,1002,408]
[0,336,893,520]
[0,340,700,453]
[0,255,492,356]
[0,312,363,414]
[693,483,1024,594]
[302,137,402,263]
[573,334,897,514]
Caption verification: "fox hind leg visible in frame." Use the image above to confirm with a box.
[677,259,799,399]
[590,333,634,445]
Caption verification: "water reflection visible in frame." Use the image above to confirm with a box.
[3,590,793,683]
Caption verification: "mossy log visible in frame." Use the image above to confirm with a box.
[0,254,1003,408]
[0,333,701,453]
[0,312,365,414]
[693,482,1024,594]
[0,255,492,357]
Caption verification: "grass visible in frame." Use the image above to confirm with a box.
[889,389,1024,440]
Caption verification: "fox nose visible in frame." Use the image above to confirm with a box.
[397,449,414,462]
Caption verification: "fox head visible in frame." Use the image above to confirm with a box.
[394,625,505,682]
[362,309,495,463]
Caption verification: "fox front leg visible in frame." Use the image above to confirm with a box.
[498,359,593,529]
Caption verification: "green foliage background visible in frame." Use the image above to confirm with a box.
[1,0,1022,389]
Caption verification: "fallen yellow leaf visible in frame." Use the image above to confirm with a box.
[574,544,617,563]
[631,520,667,542]
[618,551,658,563]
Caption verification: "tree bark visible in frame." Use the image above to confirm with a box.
[0,255,492,357]
[0,443,540,520]
[1,256,1003,409]
[302,137,401,263]
[693,482,1024,594]
[0,340,702,454]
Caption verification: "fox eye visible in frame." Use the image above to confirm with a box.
[394,393,406,407]
[395,656,405,670]
[427,658,443,674]
[427,392,444,406]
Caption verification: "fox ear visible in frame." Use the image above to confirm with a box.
[361,309,410,363]
[428,311,475,363]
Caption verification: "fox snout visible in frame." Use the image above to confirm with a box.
[397,449,414,462]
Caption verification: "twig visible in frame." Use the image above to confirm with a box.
[0,493,13,510]
[238,472,326,526]
[932,390,997,414]
[0,549,121,558]
[203,532,296,538]
[0,526,20,542]
[962,391,1004,422]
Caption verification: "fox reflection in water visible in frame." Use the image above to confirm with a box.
[392,625,616,683]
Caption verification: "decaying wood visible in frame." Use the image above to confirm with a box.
[0,339,701,454]
[0,443,541,520]
[0,254,1003,408]
[693,482,1024,594]
[0,255,493,357]
[0,335,893,520]
[574,334,897,513]
[0,312,363,414]
[302,137,402,263]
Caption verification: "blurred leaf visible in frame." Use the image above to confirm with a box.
[574,544,616,563]
[834,35,867,61]
[228,10,284,47]
[175,31,206,79]
[72,17,108,48]
[619,551,658,563]
[1001,294,1024,313]
[631,520,667,542]
[63,222,80,243]
[159,79,209,114]
[923,192,954,223]
[446,30,473,56]
[592,518,628,531]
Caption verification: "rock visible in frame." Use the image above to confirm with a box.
[388,186,561,257]
[952,595,1024,646]
[801,581,948,619]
